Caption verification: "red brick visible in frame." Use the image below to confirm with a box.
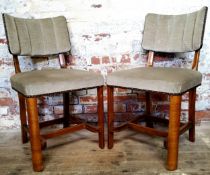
[0,38,7,44]
[195,110,210,121]
[84,105,97,113]
[0,98,13,106]
[91,56,100,64]
[120,54,130,63]
[114,103,126,112]
[79,96,97,104]
[115,95,137,102]
[154,53,175,62]
[67,55,76,65]
[151,93,168,101]
[102,56,110,64]
[137,93,146,101]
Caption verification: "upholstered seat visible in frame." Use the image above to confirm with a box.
[11,69,104,96]
[3,13,105,172]
[107,6,208,171]
[107,67,202,94]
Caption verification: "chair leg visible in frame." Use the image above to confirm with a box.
[97,86,105,149]
[145,92,153,127]
[189,88,196,142]
[107,86,114,149]
[167,95,181,171]
[18,93,28,143]
[26,97,43,172]
[63,92,70,128]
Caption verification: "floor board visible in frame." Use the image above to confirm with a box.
[0,122,210,175]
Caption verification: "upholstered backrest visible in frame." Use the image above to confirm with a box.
[142,6,208,53]
[3,14,71,56]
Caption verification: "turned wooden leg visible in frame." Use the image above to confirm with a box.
[26,98,43,172]
[145,92,153,128]
[107,86,114,149]
[97,86,105,149]
[167,95,181,171]
[18,93,28,143]
[63,92,70,128]
[189,88,196,142]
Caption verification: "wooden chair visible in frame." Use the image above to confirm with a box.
[3,14,104,171]
[107,6,208,170]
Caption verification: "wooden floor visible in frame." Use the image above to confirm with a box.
[1,122,210,175]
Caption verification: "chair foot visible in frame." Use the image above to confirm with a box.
[97,86,105,149]
[107,86,114,149]
[163,139,168,149]
[26,98,44,172]
[99,131,105,149]
[18,94,29,144]
[189,88,196,142]
[63,92,70,128]
[167,95,181,171]
[41,139,47,150]
[108,132,114,149]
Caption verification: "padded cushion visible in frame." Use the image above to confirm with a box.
[10,69,104,96]
[107,67,202,94]
[3,14,71,56]
[142,6,208,52]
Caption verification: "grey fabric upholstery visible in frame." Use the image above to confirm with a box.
[107,67,202,94]
[11,69,104,96]
[142,6,208,52]
[3,14,71,56]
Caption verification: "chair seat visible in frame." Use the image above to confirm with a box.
[107,67,202,94]
[11,69,104,96]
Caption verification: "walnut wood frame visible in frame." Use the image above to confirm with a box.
[13,54,104,172]
[107,50,200,171]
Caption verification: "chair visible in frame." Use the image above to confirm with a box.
[3,14,105,171]
[107,6,208,170]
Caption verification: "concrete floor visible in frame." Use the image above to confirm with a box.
[0,122,210,175]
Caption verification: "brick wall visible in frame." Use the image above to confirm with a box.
[0,0,210,129]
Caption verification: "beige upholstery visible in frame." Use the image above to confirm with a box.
[107,7,207,94]
[107,67,202,94]
[3,14,71,56]
[11,69,104,96]
[142,7,208,53]
[3,14,104,97]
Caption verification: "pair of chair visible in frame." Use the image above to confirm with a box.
[3,6,207,172]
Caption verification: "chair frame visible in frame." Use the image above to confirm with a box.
[107,49,200,170]
[13,54,104,171]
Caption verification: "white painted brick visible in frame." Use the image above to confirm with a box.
[0,0,210,128]
[0,106,8,115]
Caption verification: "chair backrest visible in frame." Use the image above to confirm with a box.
[142,6,208,53]
[3,14,71,56]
